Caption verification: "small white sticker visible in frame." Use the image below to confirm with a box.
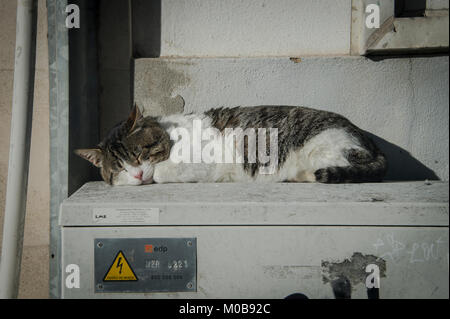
[92,207,159,225]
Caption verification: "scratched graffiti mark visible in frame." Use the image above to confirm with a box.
[373,234,406,264]
[263,265,321,280]
[406,237,446,264]
[373,234,447,264]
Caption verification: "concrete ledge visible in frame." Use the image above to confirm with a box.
[366,16,449,53]
[60,181,449,227]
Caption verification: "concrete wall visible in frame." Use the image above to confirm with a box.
[133,0,352,57]
[130,0,448,182]
[135,56,449,181]
[427,0,450,10]
[0,0,49,298]
[130,0,449,178]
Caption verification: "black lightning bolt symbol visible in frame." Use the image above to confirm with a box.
[116,257,123,274]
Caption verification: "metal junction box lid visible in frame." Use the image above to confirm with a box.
[59,181,449,227]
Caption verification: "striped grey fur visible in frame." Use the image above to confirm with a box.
[206,106,387,183]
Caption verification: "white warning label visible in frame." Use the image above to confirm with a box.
[92,207,160,225]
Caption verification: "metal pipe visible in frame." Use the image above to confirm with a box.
[0,0,38,299]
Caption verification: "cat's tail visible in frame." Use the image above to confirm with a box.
[314,150,387,183]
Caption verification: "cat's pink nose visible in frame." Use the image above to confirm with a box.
[134,170,143,180]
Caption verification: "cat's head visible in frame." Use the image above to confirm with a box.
[75,106,170,185]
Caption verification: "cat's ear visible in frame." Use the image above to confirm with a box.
[126,104,144,132]
[74,148,103,167]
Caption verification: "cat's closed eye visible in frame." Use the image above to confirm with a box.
[150,149,164,156]
[144,142,157,148]
[135,143,159,161]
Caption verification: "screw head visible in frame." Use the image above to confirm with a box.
[97,242,103,248]
[187,282,193,289]
[187,241,192,247]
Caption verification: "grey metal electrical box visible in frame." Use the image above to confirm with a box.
[59,181,449,299]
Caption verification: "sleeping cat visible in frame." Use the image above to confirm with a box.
[75,105,387,185]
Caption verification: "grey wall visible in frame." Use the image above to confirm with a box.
[133,0,352,57]
[135,56,449,181]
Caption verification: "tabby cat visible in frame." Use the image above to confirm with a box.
[75,105,387,185]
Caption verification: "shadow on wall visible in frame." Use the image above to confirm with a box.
[132,0,161,58]
[365,132,439,181]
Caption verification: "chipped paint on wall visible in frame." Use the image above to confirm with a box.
[134,59,190,117]
[322,252,387,288]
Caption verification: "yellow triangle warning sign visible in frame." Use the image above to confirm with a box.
[103,251,138,281]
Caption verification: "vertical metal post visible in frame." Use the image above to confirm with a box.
[0,0,38,299]
[47,0,69,299]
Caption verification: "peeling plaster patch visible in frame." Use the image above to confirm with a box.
[134,60,190,117]
[322,252,386,289]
